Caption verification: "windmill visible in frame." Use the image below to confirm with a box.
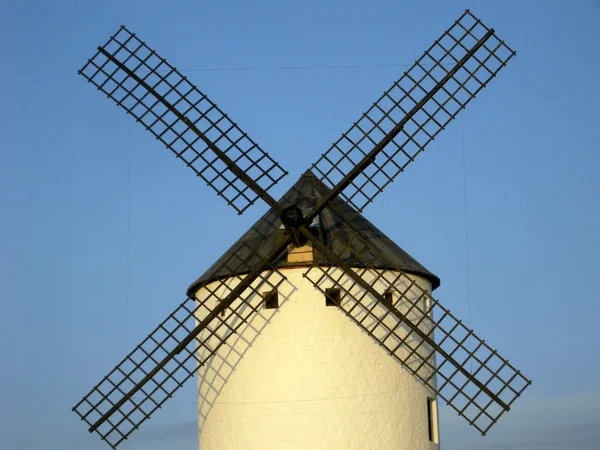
[73,10,531,449]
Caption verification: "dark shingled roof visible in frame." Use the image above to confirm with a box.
[187,171,439,296]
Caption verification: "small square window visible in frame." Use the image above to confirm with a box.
[264,289,279,309]
[325,288,341,306]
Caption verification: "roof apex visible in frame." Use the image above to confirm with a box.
[187,171,439,296]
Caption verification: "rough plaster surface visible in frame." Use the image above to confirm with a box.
[195,268,440,450]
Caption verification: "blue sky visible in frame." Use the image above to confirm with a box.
[1,1,599,449]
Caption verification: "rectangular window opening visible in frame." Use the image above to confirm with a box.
[427,397,439,443]
[325,288,341,307]
[264,289,279,310]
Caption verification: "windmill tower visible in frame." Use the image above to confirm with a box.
[73,10,531,450]
[191,172,443,449]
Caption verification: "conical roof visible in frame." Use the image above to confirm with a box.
[187,171,439,296]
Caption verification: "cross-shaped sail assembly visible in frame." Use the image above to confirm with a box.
[73,10,530,448]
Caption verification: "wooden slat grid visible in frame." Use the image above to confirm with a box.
[79,26,287,214]
[72,243,286,448]
[310,9,516,213]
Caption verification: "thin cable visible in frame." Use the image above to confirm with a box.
[125,81,132,351]
[179,63,413,72]
[133,385,420,405]
[175,62,456,73]
[461,115,474,374]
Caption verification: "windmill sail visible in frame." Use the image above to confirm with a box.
[295,16,530,433]
[72,236,287,448]
[310,9,515,214]
[78,26,287,214]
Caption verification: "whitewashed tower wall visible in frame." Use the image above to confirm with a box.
[194,267,440,450]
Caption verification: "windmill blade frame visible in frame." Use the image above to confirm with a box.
[72,232,288,448]
[78,26,288,215]
[310,9,516,214]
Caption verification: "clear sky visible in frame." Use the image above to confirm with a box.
[1,1,599,449]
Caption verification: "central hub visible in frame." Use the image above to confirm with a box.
[280,205,307,247]
[280,205,305,229]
